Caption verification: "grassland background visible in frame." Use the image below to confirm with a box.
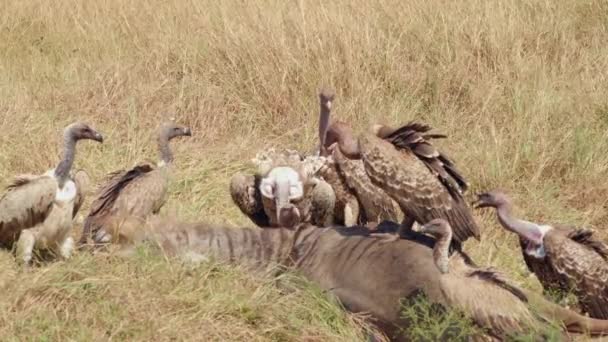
[0,0,607,340]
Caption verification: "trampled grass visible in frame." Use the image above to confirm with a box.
[0,0,607,340]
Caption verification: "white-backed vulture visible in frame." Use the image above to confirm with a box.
[475,189,608,320]
[0,122,103,264]
[316,89,402,228]
[331,120,480,247]
[230,148,336,228]
[79,122,191,245]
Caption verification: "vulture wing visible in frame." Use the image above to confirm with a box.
[384,122,468,196]
[544,229,608,319]
[359,132,480,244]
[0,174,57,247]
[82,164,155,243]
[519,237,567,295]
[71,169,90,219]
[566,227,608,261]
[332,147,401,223]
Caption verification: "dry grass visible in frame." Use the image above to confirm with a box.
[0,0,607,340]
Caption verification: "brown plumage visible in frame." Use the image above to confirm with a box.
[317,89,401,227]
[0,122,103,264]
[80,122,191,245]
[118,219,608,340]
[351,122,480,246]
[475,189,608,320]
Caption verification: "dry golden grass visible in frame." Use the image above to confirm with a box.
[0,0,607,340]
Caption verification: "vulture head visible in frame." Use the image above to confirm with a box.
[160,122,192,141]
[417,218,452,238]
[260,166,306,228]
[65,122,104,143]
[475,189,549,258]
[415,218,452,274]
[473,189,510,209]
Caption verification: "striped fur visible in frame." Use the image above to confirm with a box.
[125,219,608,340]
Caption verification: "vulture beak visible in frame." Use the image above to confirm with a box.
[183,127,192,136]
[471,194,486,209]
[93,132,104,143]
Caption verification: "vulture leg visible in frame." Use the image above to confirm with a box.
[310,179,336,227]
[16,230,36,265]
[229,172,270,227]
[343,198,360,226]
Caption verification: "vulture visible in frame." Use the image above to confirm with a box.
[414,218,552,340]
[330,118,480,247]
[80,122,191,246]
[230,148,336,228]
[475,189,608,319]
[316,89,402,228]
[0,122,103,264]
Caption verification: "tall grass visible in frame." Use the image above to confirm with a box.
[0,0,607,340]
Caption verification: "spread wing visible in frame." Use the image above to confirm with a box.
[544,229,608,319]
[0,175,57,247]
[71,169,90,219]
[359,131,480,244]
[81,163,157,242]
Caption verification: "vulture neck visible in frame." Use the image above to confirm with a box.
[54,134,76,187]
[432,230,452,274]
[319,102,331,156]
[496,202,545,244]
[158,136,174,166]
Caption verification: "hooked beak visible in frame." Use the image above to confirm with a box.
[93,131,104,143]
[471,194,487,209]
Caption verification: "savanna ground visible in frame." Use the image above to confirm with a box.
[0,0,607,340]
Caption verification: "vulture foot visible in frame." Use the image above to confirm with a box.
[59,236,75,259]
